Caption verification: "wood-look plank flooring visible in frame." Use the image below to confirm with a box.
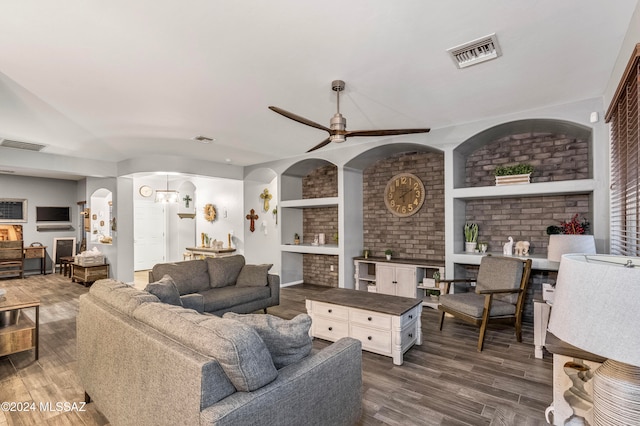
[0,274,552,425]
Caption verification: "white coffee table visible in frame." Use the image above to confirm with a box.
[306,288,422,365]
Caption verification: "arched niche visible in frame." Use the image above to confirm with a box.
[244,168,279,269]
[281,159,337,201]
[453,119,593,188]
[90,188,113,244]
[344,142,443,171]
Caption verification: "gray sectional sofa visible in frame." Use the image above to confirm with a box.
[147,255,279,315]
[77,279,363,426]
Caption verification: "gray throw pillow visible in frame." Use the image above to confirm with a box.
[206,255,246,288]
[144,275,183,307]
[235,264,273,287]
[223,312,312,369]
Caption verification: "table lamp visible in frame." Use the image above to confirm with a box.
[548,254,640,425]
[547,234,596,262]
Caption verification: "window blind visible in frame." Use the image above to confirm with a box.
[606,44,640,256]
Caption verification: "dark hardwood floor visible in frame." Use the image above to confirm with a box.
[0,274,552,425]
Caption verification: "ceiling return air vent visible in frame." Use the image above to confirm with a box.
[447,33,502,69]
[0,139,47,151]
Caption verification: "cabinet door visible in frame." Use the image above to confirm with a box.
[395,266,417,298]
[376,265,396,296]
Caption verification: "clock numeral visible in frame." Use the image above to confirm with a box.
[390,200,396,207]
[401,206,407,214]
[414,199,419,206]
[395,179,400,187]
[415,191,421,198]
[414,182,419,189]
[388,192,394,200]
[407,204,413,212]
[401,177,407,184]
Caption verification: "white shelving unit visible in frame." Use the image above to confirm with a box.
[354,257,445,308]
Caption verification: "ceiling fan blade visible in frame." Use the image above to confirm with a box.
[268,106,330,132]
[345,128,431,137]
[306,137,332,153]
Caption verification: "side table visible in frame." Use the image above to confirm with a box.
[72,263,109,286]
[0,287,40,360]
[24,246,47,275]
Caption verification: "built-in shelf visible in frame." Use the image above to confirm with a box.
[36,224,74,232]
[452,179,596,200]
[280,197,339,208]
[450,252,559,271]
[280,244,340,255]
[177,213,196,219]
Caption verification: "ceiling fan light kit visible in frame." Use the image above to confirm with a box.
[269,79,430,152]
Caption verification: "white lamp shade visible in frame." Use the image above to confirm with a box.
[547,234,596,262]
[548,254,640,366]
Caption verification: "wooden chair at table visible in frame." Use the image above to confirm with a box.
[438,256,532,351]
[0,240,25,279]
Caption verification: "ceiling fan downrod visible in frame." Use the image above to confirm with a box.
[330,80,346,143]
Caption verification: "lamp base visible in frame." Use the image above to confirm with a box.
[593,360,640,425]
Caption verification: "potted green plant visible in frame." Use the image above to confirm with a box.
[493,163,534,186]
[384,249,393,260]
[294,233,300,245]
[464,222,478,253]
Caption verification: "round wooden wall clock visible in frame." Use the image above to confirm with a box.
[384,173,426,217]
[204,204,216,222]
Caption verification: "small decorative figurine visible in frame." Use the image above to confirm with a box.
[503,236,514,255]
[515,240,530,256]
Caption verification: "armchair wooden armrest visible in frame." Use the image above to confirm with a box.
[476,288,521,295]
[438,278,475,294]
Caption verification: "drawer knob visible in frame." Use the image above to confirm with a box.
[409,315,413,319]
[328,327,333,331]
[328,309,332,313]
[408,333,413,338]
[367,336,372,340]
[367,317,372,321]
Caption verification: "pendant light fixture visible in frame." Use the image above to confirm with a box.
[155,175,179,204]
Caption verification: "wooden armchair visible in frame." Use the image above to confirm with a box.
[0,240,24,279]
[438,256,532,351]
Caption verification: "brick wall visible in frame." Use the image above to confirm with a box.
[303,254,339,287]
[302,165,339,286]
[464,194,592,255]
[363,152,445,261]
[465,132,589,187]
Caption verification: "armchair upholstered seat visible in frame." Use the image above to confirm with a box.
[438,256,532,351]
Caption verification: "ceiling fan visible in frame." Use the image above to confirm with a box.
[269,80,430,152]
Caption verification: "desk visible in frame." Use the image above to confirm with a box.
[185,247,236,259]
[0,287,39,360]
[24,246,47,275]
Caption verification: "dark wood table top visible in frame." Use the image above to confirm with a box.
[307,288,421,316]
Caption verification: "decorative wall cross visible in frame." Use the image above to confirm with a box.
[246,209,259,232]
[260,188,272,211]
[183,194,192,208]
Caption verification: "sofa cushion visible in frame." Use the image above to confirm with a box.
[206,255,245,288]
[201,286,271,313]
[144,275,183,306]
[133,303,278,391]
[90,279,160,316]
[223,312,312,368]
[236,264,273,287]
[151,260,210,295]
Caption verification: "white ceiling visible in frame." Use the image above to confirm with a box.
[0,1,637,170]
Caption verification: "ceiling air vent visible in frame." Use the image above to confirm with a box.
[0,139,47,151]
[447,33,502,69]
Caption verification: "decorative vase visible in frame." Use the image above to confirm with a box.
[495,173,531,186]
[465,242,477,253]
[386,254,391,260]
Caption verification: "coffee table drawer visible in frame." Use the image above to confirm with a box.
[313,316,349,341]
[312,302,349,320]
[350,308,391,330]
[401,305,421,326]
[350,324,391,354]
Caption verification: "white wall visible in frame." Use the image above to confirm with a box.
[0,174,78,273]
[243,171,279,274]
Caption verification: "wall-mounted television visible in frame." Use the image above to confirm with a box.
[36,206,71,222]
